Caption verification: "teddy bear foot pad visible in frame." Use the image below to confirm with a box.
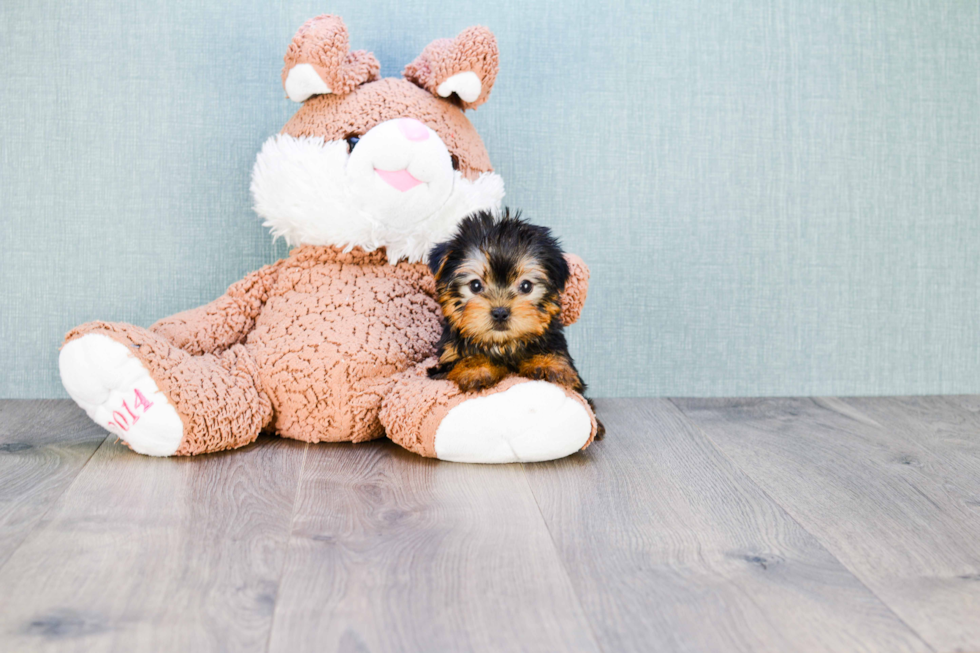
[60,334,184,456]
[434,381,592,463]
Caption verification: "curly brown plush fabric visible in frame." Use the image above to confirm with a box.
[151,259,285,356]
[61,16,599,461]
[63,247,592,456]
[560,253,590,327]
[282,15,380,96]
[403,26,499,110]
[281,78,493,180]
[64,321,271,455]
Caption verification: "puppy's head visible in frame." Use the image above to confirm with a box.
[428,210,569,345]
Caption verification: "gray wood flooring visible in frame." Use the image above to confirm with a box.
[0,397,977,653]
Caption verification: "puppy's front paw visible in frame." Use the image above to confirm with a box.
[447,356,508,393]
[449,367,499,392]
[519,354,583,391]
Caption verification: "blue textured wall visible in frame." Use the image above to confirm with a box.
[2,0,978,398]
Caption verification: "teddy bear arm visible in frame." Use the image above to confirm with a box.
[560,253,590,327]
[150,260,284,355]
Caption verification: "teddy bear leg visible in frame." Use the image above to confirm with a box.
[60,322,272,456]
[379,361,598,463]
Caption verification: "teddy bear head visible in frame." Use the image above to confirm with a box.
[251,15,504,264]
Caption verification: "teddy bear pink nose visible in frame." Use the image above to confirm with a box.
[397,118,430,142]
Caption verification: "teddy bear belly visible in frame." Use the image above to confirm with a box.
[244,288,441,444]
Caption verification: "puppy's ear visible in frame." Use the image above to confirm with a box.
[403,26,499,110]
[428,241,451,278]
[282,15,380,102]
[528,223,570,291]
[552,246,571,290]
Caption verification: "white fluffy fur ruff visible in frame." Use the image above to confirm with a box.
[251,134,505,264]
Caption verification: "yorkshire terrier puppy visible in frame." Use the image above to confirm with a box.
[427,209,604,439]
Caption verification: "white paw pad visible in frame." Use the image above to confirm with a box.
[434,381,592,463]
[59,334,184,456]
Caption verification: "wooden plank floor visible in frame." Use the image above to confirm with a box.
[0,398,977,653]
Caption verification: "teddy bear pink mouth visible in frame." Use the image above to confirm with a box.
[375,168,424,192]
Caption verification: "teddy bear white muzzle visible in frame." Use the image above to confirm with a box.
[346,118,456,226]
[250,119,504,263]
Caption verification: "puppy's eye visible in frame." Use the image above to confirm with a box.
[346,135,360,153]
[468,279,484,294]
[518,280,533,294]
[450,154,460,171]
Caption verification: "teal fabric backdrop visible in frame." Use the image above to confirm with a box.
[1,0,978,398]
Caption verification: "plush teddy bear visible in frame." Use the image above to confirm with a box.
[58,15,599,463]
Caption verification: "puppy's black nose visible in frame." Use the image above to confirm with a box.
[490,307,510,322]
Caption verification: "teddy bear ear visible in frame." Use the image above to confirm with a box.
[403,26,499,110]
[282,15,381,103]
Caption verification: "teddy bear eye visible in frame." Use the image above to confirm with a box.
[346,135,360,153]
[519,280,533,294]
[450,154,460,171]
[468,279,483,294]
